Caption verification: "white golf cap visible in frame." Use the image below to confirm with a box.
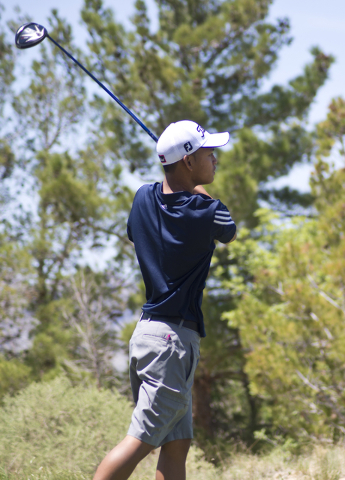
[157,120,230,165]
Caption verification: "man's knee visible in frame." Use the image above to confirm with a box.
[160,439,192,460]
[124,435,156,460]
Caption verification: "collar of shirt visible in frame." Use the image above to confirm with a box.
[156,182,193,205]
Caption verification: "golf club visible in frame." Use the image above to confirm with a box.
[15,22,158,143]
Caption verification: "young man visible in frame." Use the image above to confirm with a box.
[93,120,236,480]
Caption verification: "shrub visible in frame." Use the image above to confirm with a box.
[0,376,132,475]
[0,356,32,400]
[0,376,221,479]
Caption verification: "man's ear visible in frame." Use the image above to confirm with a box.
[182,154,193,171]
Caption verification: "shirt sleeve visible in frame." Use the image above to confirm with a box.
[127,200,135,243]
[211,200,236,244]
[127,222,133,242]
[127,184,147,243]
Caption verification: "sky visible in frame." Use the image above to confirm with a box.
[5,0,345,192]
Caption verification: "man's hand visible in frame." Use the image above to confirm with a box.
[193,185,213,198]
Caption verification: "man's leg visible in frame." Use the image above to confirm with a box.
[93,435,154,480]
[156,439,192,480]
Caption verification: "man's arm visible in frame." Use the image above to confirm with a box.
[228,231,237,243]
[193,185,213,198]
[194,187,237,243]
[211,200,237,244]
[194,188,237,244]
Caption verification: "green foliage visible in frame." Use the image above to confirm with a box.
[244,47,334,126]
[316,97,345,158]
[26,323,72,381]
[120,320,137,345]
[0,5,14,117]
[219,162,345,442]
[0,231,37,376]
[0,0,342,457]
[1,377,345,480]
[0,356,31,399]
[80,0,332,191]
[0,6,16,200]
[0,140,14,182]
[0,376,220,480]
[0,376,133,475]
[75,3,336,446]
[0,6,137,387]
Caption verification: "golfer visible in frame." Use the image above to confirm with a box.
[93,120,237,480]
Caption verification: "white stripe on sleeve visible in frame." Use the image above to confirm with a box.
[215,210,231,216]
[214,220,235,225]
[214,209,232,225]
[215,214,232,220]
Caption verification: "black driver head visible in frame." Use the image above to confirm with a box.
[15,23,48,49]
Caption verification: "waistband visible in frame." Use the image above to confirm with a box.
[140,311,199,333]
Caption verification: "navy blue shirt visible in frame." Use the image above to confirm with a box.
[127,183,236,337]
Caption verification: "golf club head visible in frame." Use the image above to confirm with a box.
[15,22,47,49]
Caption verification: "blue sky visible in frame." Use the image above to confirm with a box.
[6,0,345,190]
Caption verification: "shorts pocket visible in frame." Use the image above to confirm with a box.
[186,343,194,381]
[143,333,171,343]
[186,342,199,384]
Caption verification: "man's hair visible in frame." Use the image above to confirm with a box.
[162,153,197,173]
[163,161,179,174]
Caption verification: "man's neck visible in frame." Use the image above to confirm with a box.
[162,176,194,194]
[162,178,212,198]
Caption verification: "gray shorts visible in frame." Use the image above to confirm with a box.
[127,316,200,447]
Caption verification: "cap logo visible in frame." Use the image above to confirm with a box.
[196,125,205,138]
[184,142,193,152]
[159,154,167,163]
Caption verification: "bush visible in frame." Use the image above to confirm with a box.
[0,376,219,479]
[2,376,345,480]
[0,356,31,400]
[0,376,133,476]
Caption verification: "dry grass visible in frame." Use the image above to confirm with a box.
[1,376,345,480]
[2,445,345,480]
[218,444,345,480]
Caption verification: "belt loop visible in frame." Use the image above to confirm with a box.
[179,319,184,329]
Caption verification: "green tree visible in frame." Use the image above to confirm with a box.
[217,97,345,443]
[0,0,339,450]
[79,0,334,443]
[0,9,134,389]
[0,3,15,202]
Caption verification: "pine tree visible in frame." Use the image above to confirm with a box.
[79,0,335,443]
[218,97,345,443]
[0,10,134,391]
[0,0,339,447]
[0,4,15,201]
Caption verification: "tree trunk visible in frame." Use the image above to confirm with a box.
[193,368,214,438]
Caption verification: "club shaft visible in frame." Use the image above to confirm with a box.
[47,34,158,143]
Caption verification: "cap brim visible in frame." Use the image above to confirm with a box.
[202,132,230,148]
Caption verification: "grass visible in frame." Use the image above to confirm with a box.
[1,376,345,479]
[2,444,345,479]
[218,444,345,479]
